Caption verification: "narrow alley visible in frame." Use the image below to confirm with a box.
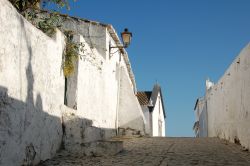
[39,137,250,166]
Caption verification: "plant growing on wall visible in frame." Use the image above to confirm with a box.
[63,31,85,77]
[9,0,40,11]
[23,9,62,37]
[37,12,62,37]
[42,0,72,10]
[9,0,82,77]
[9,0,74,12]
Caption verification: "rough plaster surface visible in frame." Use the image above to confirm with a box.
[61,17,107,60]
[118,67,145,134]
[205,43,250,149]
[35,11,143,136]
[0,0,65,165]
[141,106,151,135]
[194,98,208,137]
[65,34,117,135]
[198,103,208,137]
[65,33,146,136]
[61,106,123,156]
[0,1,146,164]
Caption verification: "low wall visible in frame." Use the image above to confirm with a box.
[0,0,65,165]
[206,43,250,149]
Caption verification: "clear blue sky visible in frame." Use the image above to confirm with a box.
[47,0,250,137]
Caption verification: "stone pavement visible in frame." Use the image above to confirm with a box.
[38,137,250,166]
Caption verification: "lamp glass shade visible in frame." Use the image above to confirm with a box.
[121,29,132,48]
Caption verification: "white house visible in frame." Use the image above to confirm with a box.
[193,97,207,137]
[137,84,166,136]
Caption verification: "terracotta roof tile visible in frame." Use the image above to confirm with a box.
[136,91,152,106]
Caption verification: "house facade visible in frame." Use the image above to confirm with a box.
[137,84,166,136]
[193,97,207,137]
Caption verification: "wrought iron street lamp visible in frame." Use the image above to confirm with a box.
[121,28,132,48]
[110,28,132,50]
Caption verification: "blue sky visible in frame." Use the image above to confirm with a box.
[47,0,250,136]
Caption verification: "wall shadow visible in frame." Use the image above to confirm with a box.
[0,85,118,165]
[0,85,62,165]
[1,5,117,166]
[0,11,63,166]
[61,114,116,152]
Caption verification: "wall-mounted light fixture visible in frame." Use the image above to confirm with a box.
[120,28,132,48]
[109,28,132,55]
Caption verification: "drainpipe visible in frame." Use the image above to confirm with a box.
[115,53,121,136]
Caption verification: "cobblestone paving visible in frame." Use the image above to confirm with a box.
[39,137,250,166]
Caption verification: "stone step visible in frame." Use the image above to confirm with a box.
[61,108,122,157]
[65,140,123,157]
[118,127,143,137]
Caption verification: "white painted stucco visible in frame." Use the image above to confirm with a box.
[204,43,250,149]
[118,67,145,134]
[62,19,145,136]
[0,0,65,165]
[141,106,151,135]
[63,28,145,137]
[193,98,208,137]
[0,1,146,165]
[152,93,165,136]
[65,34,118,138]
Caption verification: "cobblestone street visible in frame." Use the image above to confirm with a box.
[39,137,250,166]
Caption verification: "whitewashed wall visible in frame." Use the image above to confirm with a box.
[199,104,208,137]
[63,20,146,136]
[206,43,250,149]
[0,1,145,165]
[118,67,145,134]
[0,0,65,165]
[61,17,107,60]
[141,106,151,135]
[194,98,208,137]
[65,34,118,139]
[152,94,165,136]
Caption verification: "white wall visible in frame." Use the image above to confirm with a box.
[62,17,107,60]
[65,34,118,138]
[118,67,146,134]
[141,106,151,135]
[199,103,208,137]
[64,29,145,137]
[206,43,250,149]
[60,17,143,135]
[0,1,145,165]
[0,0,65,165]
[152,93,165,136]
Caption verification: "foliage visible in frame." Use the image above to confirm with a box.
[42,0,72,10]
[9,0,40,11]
[9,0,81,78]
[9,0,75,12]
[24,9,62,37]
[37,13,62,37]
[63,31,85,77]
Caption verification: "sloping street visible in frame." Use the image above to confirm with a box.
[39,137,250,166]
